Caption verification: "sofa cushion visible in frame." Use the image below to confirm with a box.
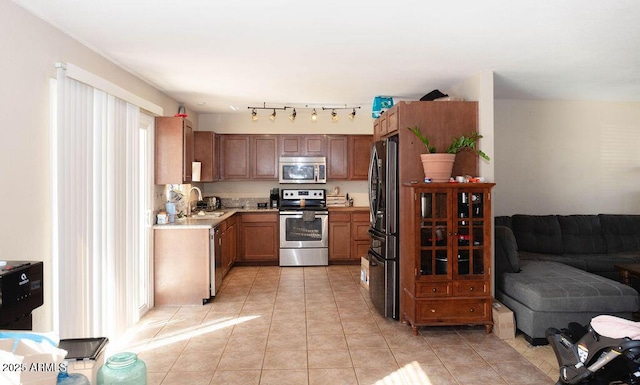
[558,215,607,254]
[600,214,640,253]
[571,252,640,273]
[495,216,512,229]
[511,215,563,255]
[518,251,588,271]
[500,260,639,313]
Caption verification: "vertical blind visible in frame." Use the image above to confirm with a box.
[54,65,145,339]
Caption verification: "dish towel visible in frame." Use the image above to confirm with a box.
[302,211,316,222]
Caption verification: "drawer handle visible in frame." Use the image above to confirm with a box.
[469,308,475,313]
[431,309,436,313]
[469,286,474,291]
[432,288,437,292]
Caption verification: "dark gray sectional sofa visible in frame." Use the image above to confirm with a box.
[494,214,640,344]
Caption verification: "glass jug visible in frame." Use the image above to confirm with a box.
[97,352,147,385]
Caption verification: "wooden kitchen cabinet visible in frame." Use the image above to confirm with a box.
[194,131,220,182]
[221,135,250,180]
[329,208,369,263]
[154,228,210,305]
[329,211,352,261]
[400,182,495,335]
[279,135,326,157]
[220,215,237,277]
[155,116,193,184]
[348,135,373,180]
[326,135,348,179]
[237,212,279,264]
[351,210,370,261]
[250,135,278,180]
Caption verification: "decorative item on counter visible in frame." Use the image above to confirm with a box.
[192,162,201,182]
[156,212,168,225]
[97,352,147,385]
[326,194,347,207]
[333,186,340,195]
[165,202,176,222]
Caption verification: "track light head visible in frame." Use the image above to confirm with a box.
[251,108,258,121]
[289,108,297,121]
[331,109,338,122]
[269,109,277,121]
[311,109,318,122]
[349,108,356,120]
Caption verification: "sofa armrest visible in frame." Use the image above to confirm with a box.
[495,225,520,280]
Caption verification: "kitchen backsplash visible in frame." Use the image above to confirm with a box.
[154,181,368,215]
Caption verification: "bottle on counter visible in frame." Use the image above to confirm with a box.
[97,352,147,385]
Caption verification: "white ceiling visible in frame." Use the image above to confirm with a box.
[13,0,640,113]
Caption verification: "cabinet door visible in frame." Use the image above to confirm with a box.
[279,135,326,156]
[326,135,348,180]
[155,117,193,184]
[303,135,326,156]
[221,135,250,180]
[416,189,452,279]
[280,135,302,156]
[454,188,489,278]
[251,135,278,179]
[329,212,351,261]
[194,131,219,182]
[238,213,278,262]
[348,135,373,180]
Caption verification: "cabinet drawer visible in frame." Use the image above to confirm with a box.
[454,281,488,297]
[416,282,451,297]
[416,299,489,322]
[330,212,351,222]
[241,213,278,223]
[352,211,369,222]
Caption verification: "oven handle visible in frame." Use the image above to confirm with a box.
[279,210,329,216]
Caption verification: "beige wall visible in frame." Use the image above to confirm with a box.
[494,99,640,216]
[0,0,189,331]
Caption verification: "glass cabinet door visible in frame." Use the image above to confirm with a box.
[418,190,450,277]
[455,190,486,277]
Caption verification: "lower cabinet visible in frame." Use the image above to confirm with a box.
[329,209,370,263]
[237,212,279,264]
[154,228,210,305]
[220,215,237,277]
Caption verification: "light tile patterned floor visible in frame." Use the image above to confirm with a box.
[112,266,558,385]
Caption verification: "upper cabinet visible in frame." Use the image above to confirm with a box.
[221,135,250,180]
[326,135,373,180]
[194,131,220,182]
[155,116,193,184]
[250,135,279,179]
[279,135,326,157]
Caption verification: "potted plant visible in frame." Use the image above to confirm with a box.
[407,126,490,182]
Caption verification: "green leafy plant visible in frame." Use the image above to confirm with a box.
[407,126,490,161]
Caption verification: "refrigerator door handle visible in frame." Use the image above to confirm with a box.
[368,144,376,225]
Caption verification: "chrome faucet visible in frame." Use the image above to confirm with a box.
[187,186,203,216]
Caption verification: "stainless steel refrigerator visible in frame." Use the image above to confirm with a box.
[368,136,399,319]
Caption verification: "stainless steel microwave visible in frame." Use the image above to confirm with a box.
[279,156,327,184]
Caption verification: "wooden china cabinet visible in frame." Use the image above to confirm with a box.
[400,182,495,335]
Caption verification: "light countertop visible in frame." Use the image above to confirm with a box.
[153,208,279,229]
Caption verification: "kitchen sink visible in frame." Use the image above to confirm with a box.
[190,211,226,218]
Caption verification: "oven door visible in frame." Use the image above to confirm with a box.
[279,211,328,248]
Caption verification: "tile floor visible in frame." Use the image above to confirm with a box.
[113,265,558,385]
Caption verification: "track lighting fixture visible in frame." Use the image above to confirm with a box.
[247,103,361,122]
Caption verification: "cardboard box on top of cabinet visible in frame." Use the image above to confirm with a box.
[360,257,369,290]
[492,300,516,339]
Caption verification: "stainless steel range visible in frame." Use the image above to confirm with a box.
[279,189,328,266]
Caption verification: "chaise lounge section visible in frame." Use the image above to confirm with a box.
[494,214,640,345]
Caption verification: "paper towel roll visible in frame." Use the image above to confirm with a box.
[192,162,201,182]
